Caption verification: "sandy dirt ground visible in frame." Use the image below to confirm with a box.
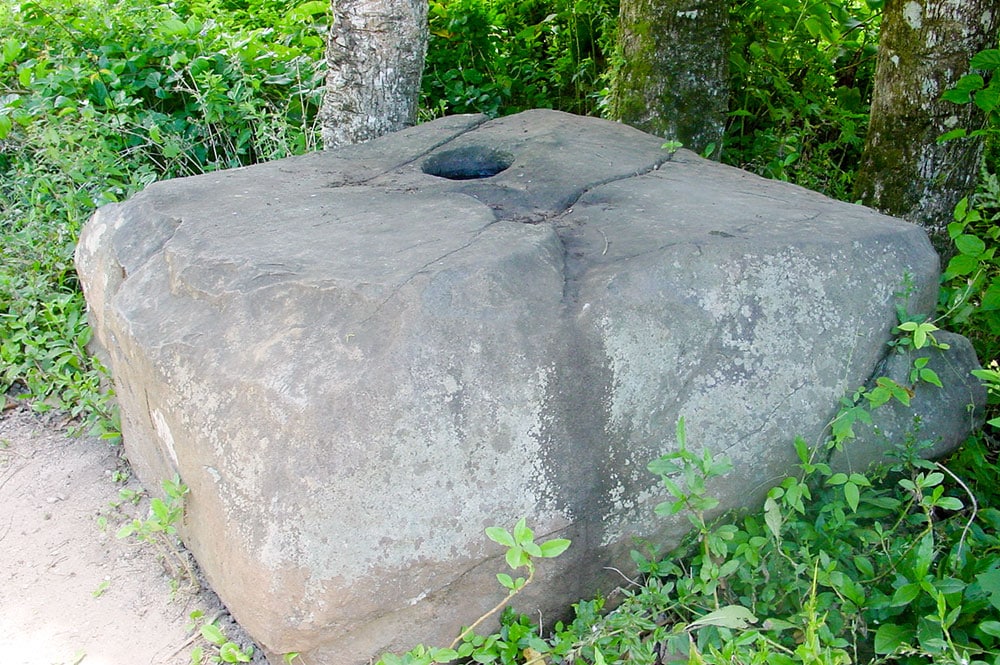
[0,403,262,665]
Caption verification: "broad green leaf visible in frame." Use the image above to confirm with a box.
[686,605,757,630]
[794,436,809,464]
[971,49,1000,70]
[648,456,681,477]
[593,646,607,665]
[151,497,169,522]
[849,473,871,486]
[935,496,963,511]
[946,253,979,276]
[955,233,987,257]
[290,0,329,20]
[951,73,986,94]
[916,616,947,653]
[891,583,921,606]
[1,39,21,65]
[923,472,945,487]
[764,496,782,540]
[429,648,459,663]
[874,623,913,654]
[513,518,532,545]
[220,642,251,663]
[505,545,527,570]
[538,538,571,558]
[201,623,226,645]
[497,573,514,589]
[937,127,967,142]
[981,281,1000,311]
[844,481,860,512]
[980,620,1000,638]
[159,18,189,37]
[485,527,514,548]
[827,473,848,485]
[976,84,1000,113]
[913,532,935,580]
[976,567,1000,610]
[954,197,970,221]
[942,88,972,105]
[854,556,874,578]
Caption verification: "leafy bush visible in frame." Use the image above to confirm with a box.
[938,48,1000,365]
[725,0,882,200]
[0,0,327,436]
[422,0,617,118]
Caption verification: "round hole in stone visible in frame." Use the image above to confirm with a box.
[422,146,514,180]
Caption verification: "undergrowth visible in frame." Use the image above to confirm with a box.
[0,0,327,438]
[374,318,999,665]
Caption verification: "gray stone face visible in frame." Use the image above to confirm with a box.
[75,110,984,664]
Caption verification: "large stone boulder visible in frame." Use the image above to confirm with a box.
[75,110,984,664]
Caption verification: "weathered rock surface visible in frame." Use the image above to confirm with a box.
[75,110,984,664]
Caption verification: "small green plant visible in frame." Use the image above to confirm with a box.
[188,610,255,664]
[661,139,684,154]
[973,361,1000,429]
[375,519,570,665]
[117,474,196,587]
[91,579,110,598]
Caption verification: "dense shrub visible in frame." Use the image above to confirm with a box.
[422,0,617,118]
[725,0,882,200]
[0,0,327,436]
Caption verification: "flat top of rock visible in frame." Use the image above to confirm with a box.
[110,109,930,304]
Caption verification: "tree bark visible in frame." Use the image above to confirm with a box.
[609,0,729,159]
[318,0,428,150]
[855,0,1000,251]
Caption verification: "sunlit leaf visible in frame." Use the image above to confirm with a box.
[874,623,913,654]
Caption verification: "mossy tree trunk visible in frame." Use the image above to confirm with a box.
[609,0,729,159]
[855,0,1000,252]
[319,0,428,149]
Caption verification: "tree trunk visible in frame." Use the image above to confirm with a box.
[318,0,428,150]
[609,0,729,159]
[855,0,1000,252]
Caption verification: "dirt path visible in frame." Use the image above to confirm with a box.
[0,404,260,665]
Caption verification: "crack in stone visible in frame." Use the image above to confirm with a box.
[108,213,183,298]
[355,220,498,327]
[355,116,492,187]
[548,154,677,308]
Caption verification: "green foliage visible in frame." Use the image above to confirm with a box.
[188,610,256,664]
[725,0,881,200]
[940,48,1000,140]
[117,475,197,586]
[939,45,1000,455]
[422,0,617,118]
[379,356,999,665]
[0,0,326,437]
[376,519,570,665]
